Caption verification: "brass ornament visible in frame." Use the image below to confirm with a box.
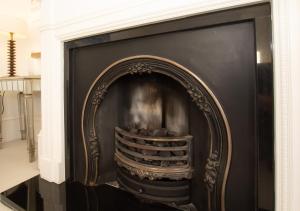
[186,83,211,113]
[128,62,153,75]
[92,84,107,105]
[8,32,16,77]
[204,151,220,191]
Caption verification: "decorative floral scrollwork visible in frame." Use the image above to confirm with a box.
[89,130,100,159]
[116,159,173,181]
[128,62,153,75]
[115,158,193,181]
[92,84,107,105]
[204,151,220,191]
[186,84,211,113]
[116,160,157,180]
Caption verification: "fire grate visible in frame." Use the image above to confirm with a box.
[114,127,193,181]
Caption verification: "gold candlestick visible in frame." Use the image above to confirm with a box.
[7,32,16,77]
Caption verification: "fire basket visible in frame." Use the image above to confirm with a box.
[114,127,193,181]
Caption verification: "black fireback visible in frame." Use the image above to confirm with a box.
[65,3,273,211]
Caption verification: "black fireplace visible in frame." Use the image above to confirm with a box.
[65,3,274,211]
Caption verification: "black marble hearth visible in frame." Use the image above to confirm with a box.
[0,176,179,211]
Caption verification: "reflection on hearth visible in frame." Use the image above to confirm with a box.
[0,176,180,211]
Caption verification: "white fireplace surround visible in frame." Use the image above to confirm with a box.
[39,0,300,210]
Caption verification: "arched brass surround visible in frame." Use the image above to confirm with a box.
[81,55,232,211]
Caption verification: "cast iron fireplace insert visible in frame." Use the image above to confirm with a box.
[65,3,274,211]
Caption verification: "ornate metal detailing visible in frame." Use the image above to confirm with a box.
[204,151,220,191]
[116,159,162,180]
[88,130,100,184]
[186,84,211,113]
[92,84,107,105]
[128,62,153,75]
[81,55,232,211]
[115,154,193,181]
[117,167,191,205]
[88,130,100,159]
[89,84,107,183]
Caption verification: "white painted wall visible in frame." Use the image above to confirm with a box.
[39,0,300,211]
[0,0,30,20]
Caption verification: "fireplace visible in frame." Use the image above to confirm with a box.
[80,56,231,210]
[65,3,274,211]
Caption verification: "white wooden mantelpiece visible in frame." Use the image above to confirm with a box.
[40,1,300,211]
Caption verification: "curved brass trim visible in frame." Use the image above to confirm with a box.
[81,55,232,211]
[115,152,193,180]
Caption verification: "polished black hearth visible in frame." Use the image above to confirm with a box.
[0,176,179,211]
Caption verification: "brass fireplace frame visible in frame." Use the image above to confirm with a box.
[81,55,232,211]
